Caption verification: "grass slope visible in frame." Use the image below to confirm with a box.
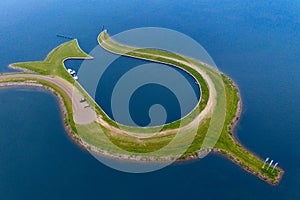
[11,39,92,83]
[97,30,283,184]
[2,32,283,184]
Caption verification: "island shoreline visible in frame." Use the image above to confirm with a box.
[0,34,283,185]
[1,65,282,186]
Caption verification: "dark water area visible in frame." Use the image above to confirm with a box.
[0,0,300,199]
[92,56,200,126]
[65,55,201,127]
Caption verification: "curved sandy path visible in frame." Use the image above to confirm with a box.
[98,40,217,138]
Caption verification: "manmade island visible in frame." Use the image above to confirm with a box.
[0,30,284,185]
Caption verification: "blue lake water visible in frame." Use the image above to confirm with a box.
[65,52,201,127]
[90,56,200,126]
[0,0,300,199]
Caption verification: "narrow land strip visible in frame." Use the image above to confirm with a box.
[0,32,284,185]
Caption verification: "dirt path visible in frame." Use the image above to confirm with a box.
[98,40,218,138]
[1,44,218,140]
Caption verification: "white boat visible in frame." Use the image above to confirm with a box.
[70,70,76,75]
[73,76,78,80]
[67,68,76,75]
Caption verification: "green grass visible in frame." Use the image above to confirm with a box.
[97,30,283,183]
[98,31,211,133]
[0,31,283,184]
[214,76,281,182]
[11,39,92,83]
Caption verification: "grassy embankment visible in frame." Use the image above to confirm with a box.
[0,77,75,130]
[8,39,92,133]
[96,30,283,184]
[11,39,92,83]
[4,33,283,184]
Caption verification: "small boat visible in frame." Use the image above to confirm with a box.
[67,68,76,75]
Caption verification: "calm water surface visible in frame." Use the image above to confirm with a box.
[0,0,300,199]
